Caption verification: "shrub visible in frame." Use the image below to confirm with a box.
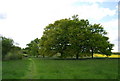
[4,51,22,60]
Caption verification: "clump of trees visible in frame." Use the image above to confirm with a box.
[39,15,114,59]
[25,38,39,57]
[1,36,22,60]
[1,15,114,60]
[26,15,114,59]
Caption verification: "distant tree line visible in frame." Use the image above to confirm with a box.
[25,15,114,59]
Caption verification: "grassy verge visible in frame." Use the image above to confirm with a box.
[2,58,30,79]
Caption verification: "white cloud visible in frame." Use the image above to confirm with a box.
[102,19,118,52]
[0,0,118,50]
[73,4,116,20]
[102,19,118,39]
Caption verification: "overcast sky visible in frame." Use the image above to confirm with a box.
[0,0,119,52]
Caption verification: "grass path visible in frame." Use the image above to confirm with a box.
[21,58,38,79]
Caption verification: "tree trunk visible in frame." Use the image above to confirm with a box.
[106,55,109,58]
[91,48,94,58]
[61,53,63,58]
[60,50,64,58]
[76,53,79,59]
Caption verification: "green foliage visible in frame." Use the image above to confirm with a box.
[4,52,22,60]
[1,36,22,60]
[26,38,40,57]
[4,48,22,60]
[38,15,114,59]
[1,36,14,59]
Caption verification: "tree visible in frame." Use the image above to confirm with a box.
[26,38,40,57]
[1,36,22,60]
[1,36,14,59]
[85,24,112,58]
[40,19,71,58]
[99,40,114,57]
[68,18,90,59]
[39,15,114,59]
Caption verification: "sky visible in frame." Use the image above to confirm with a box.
[0,0,119,52]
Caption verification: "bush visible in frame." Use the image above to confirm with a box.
[4,51,22,60]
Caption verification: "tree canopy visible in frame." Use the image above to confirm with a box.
[1,36,22,60]
[38,15,114,59]
[1,36,14,59]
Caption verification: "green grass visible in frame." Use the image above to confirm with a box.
[2,58,30,79]
[34,58,118,79]
[2,58,119,79]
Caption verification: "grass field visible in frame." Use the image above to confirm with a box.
[2,58,30,79]
[2,57,119,79]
